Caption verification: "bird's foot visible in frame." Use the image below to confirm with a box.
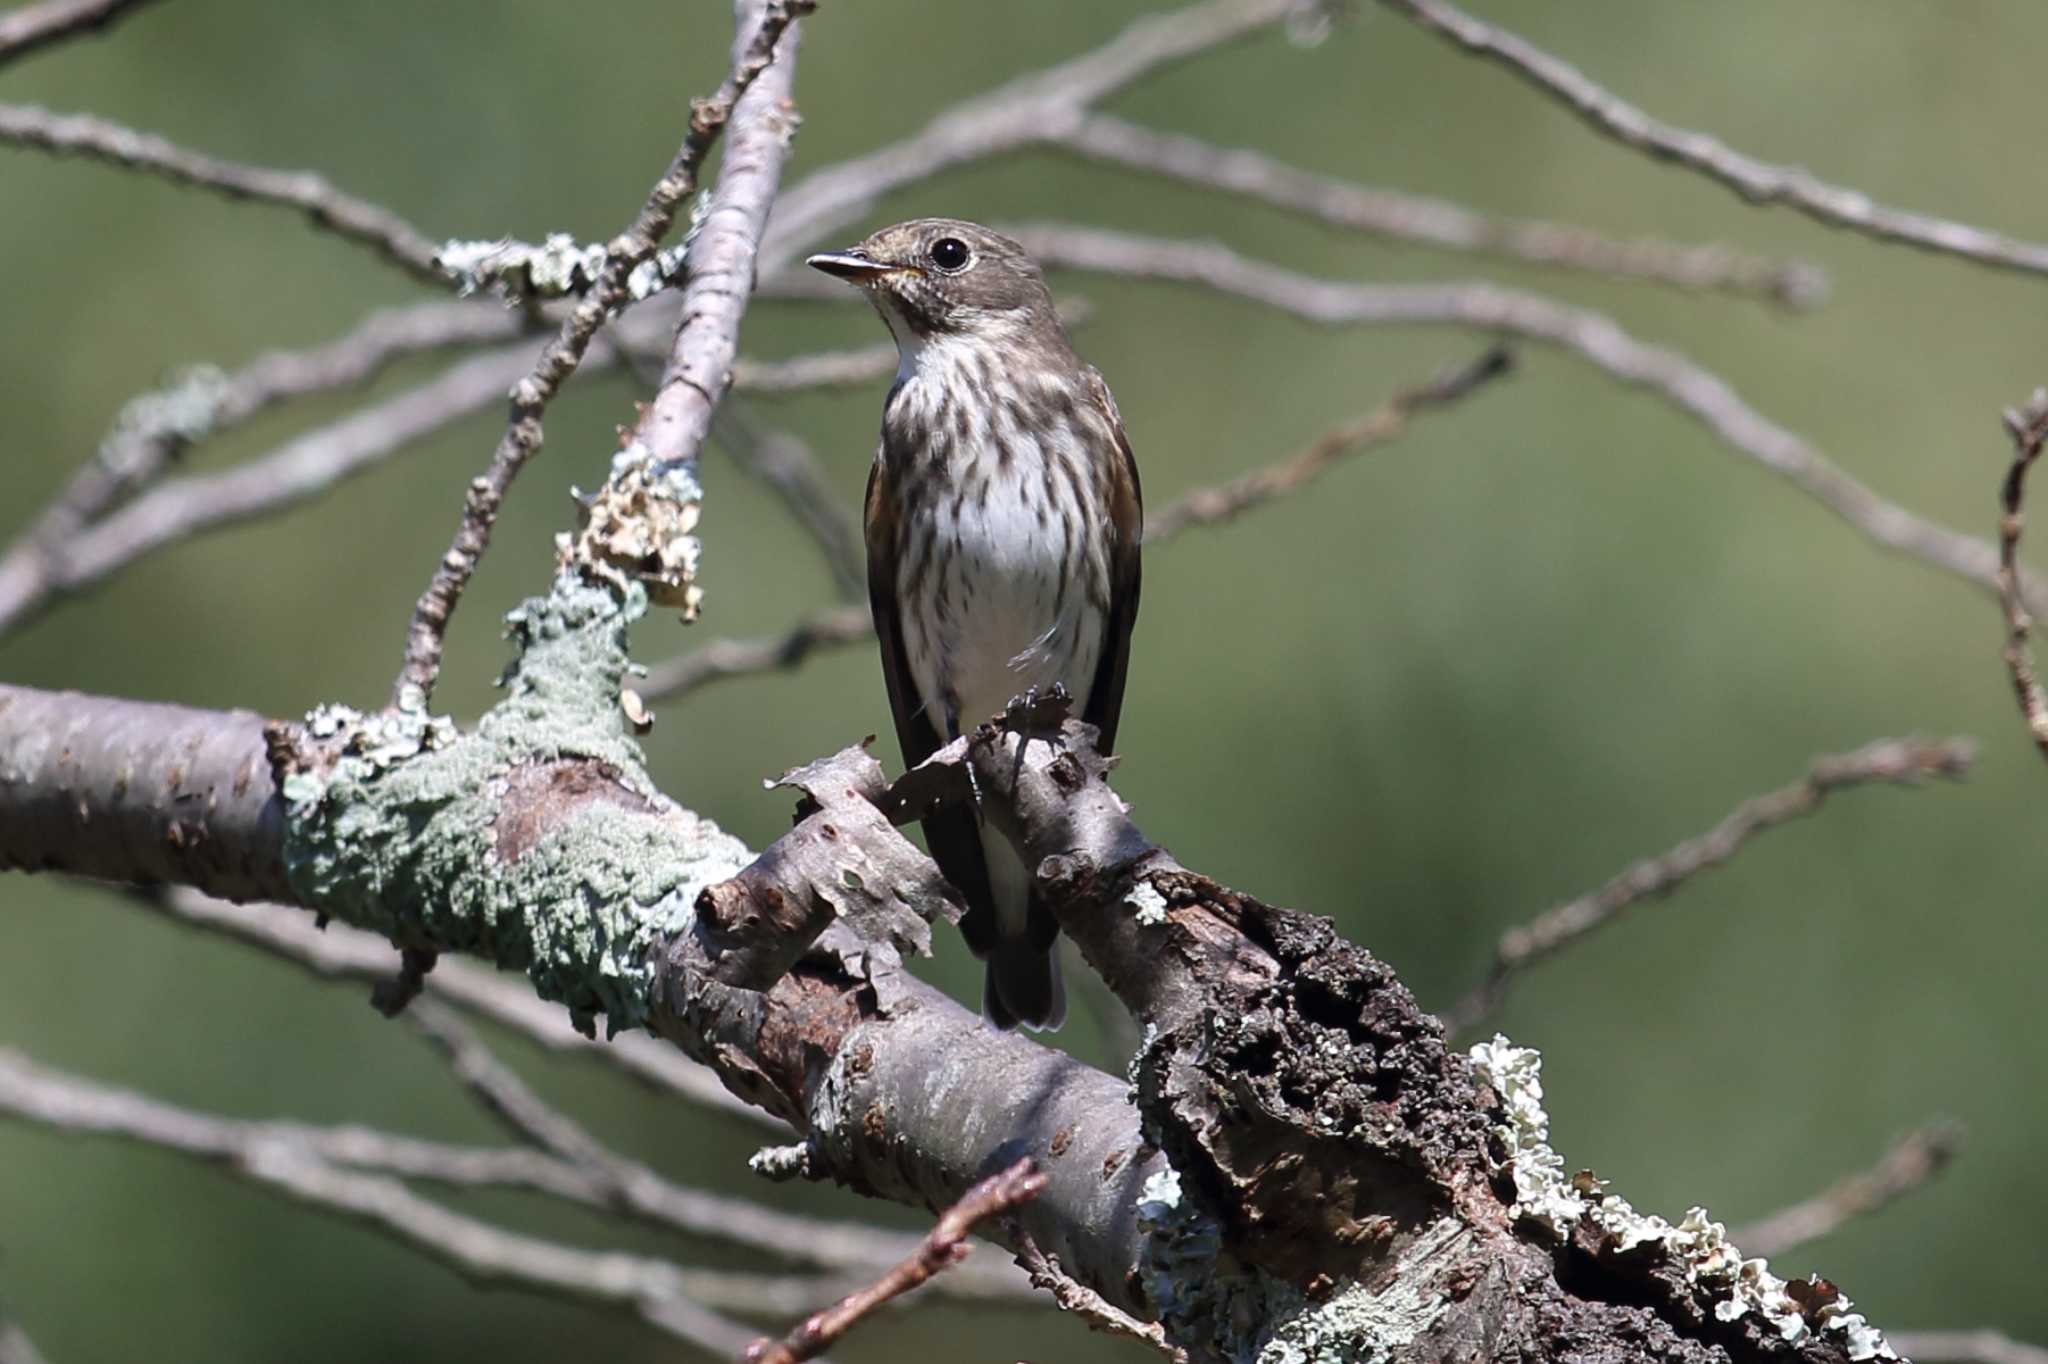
[1003,683,1071,787]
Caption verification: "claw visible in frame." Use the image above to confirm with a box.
[1004,682,1071,790]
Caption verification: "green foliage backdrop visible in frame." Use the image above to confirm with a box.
[3,2,2044,1359]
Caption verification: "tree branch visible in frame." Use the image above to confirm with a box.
[1442,735,1975,1033]
[390,0,811,706]
[1888,1332,2048,1364]
[0,103,446,285]
[1052,114,1826,308]
[742,1159,1046,1364]
[1996,389,2048,762]
[1379,0,2048,279]
[0,0,161,70]
[1731,1121,1964,1260]
[1003,223,2048,617]
[0,1049,770,1356]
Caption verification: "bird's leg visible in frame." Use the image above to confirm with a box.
[948,699,987,822]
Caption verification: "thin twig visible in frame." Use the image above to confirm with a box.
[1995,389,2048,761]
[713,410,864,599]
[641,347,1512,701]
[1013,1234,1184,1362]
[0,1049,769,1357]
[0,341,538,638]
[742,1159,1047,1364]
[1146,344,1513,541]
[126,885,781,1130]
[1380,0,2048,279]
[390,0,812,707]
[731,342,896,394]
[639,603,872,703]
[1001,223,2048,618]
[1443,736,1976,1033]
[7,301,522,552]
[1053,114,1826,308]
[401,999,1032,1301]
[1731,1121,1964,1259]
[757,0,1300,271]
[0,0,160,70]
[0,103,446,285]
[1889,1332,2048,1364]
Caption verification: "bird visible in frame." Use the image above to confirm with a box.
[808,219,1142,1031]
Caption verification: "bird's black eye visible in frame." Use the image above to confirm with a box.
[928,237,970,272]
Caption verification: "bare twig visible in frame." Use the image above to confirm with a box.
[0,341,537,637]
[1053,115,1826,308]
[1732,1121,1965,1259]
[639,603,872,702]
[390,0,811,707]
[732,342,896,394]
[0,1322,48,1364]
[757,0,1301,270]
[127,885,781,1130]
[1995,390,2048,761]
[0,1049,768,1357]
[713,411,864,599]
[1443,736,1976,1033]
[7,301,521,550]
[0,103,445,285]
[1147,344,1513,541]
[0,0,160,70]
[1003,223,2048,618]
[742,1159,1047,1364]
[1013,1234,1184,1362]
[1380,0,2048,280]
[1889,1332,2048,1364]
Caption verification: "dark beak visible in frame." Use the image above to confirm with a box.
[806,249,895,281]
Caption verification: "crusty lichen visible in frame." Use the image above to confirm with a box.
[1469,1035,1899,1362]
[1137,1168,1455,1364]
[280,572,748,1033]
[436,233,689,303]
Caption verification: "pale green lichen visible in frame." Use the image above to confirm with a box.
[1468,1035,1899,1362]
[436,234,689,303]
[281,571,749,1033]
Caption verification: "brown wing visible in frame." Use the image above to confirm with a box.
[865,450,1000,953]
[1081,365,1142,755]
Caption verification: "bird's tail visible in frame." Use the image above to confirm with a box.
[977,825,1066,1031]
[984,937,1065,1032]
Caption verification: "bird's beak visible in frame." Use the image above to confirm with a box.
[806,249,898,282]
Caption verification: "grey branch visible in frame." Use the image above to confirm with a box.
[132,884,776,1131]
[0,341,536,638]
[0,1323,47,1364]
[390,0,811,707]
[0,0,160,70]
[0,1049,768,1357]
[1380,0,2048,279]
[639,603,873,703]
[0,103,446,285]
[1053,114,1826,307]
[623,8,804,481]
[1003,223,2048,618]
[1996,390,2048,762]
[1888,1332,2048,1364]
[712,414,864,600]
[1442,736,1977,1033]
[757,0,1301,271]
[1146,344,1513,541]
[731,342,896,394]
[1731,1121,1965,1260]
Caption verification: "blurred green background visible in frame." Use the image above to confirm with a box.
[4,0,2045,1359]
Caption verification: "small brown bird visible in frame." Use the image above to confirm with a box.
[809,219,1142,1030]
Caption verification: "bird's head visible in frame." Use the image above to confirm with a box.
[807,218,1058,348]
